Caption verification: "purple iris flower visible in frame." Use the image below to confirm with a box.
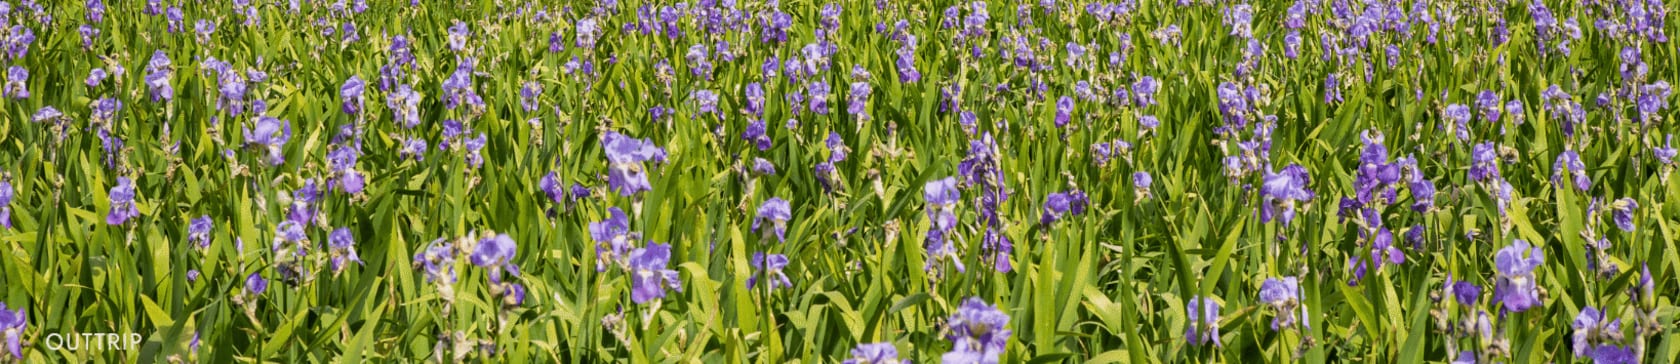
[520,81,542,112]
[387,85,421,128]
[188,216,212,249]
[602,132,666,196]
[925,177,961,231]
[1477,90,1502,122]
[575,17,600,50]
[842,342,904,364]
[1468,142,1500,182]
[1259,276,1306,330]
[340,75,365,115]
[243,116,292,166]
[0,302,24,359]
[848,82,872,119]
[1348,228,1405,285]
[441,59,481,110]
[1493,239,1544,312]
[1449,279,1481,307]
[753,198,792,243]
[627,242,681,304]
[1186,296,1221,346]
[751,158,777,176]
[744,82,766,117]
[1572,307,1623,357]
[86,0,106,23]
[413,238,457,284]
[245,272,268,296]
[941,297,1011,363]
[741,119,771,151]
[1590,345,1637,364]
[446,20,469,52]
[1132,76,1159,107]
[808,81,832,115]
[1506,99,1525,124]
[0,179,11,229]
[1040,190,1090,226]
[1055,96,1074,127]
[85,68,108,87]
[1552,150,1590,192]
[1260,164,1314,226]
[328,227,363,274]
[1444,104,1473,125]
[695,89,719,116]
[539,172,567,204]
[1611,198,1638,232]
[3,66,26,99]
[107,177,139,225]
[747,252,792,290]
[589,207,634,271]
[1654,135,1677,165]
[470,234,519,282]
[398,137,427,161]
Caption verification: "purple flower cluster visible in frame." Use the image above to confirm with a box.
[942,297,1011,363]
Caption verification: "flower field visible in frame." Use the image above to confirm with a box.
[0,0,1677,362]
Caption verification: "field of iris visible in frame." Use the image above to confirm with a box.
[0,0,1675,363]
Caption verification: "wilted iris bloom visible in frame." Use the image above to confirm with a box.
[627,242,681,304]
[589,207,634,271]
[0,302,24,359]
[470,234,519,282]
[107,177,140,225]
[602,132,666,196]
[842,342,904,364]
[753,198,792,243]
[243,116,292,166]
[1186,296,1221,347]
[1572,306,1623,357]
[188,215,212,249]
[747,252,792,290]
[1493,239,1544,313]
[1259,276,1307,330]
[1610,198,1638,232]
[1040,190,1089,226]
[942,297,1011,363]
